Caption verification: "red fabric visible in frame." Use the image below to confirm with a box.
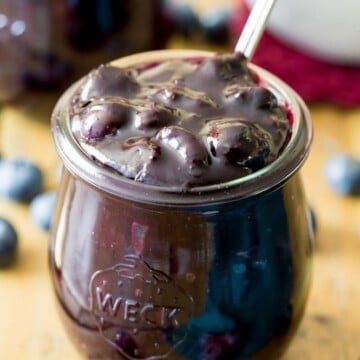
[230,0,360,107]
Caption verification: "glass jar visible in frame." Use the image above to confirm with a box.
[50,50,313,360]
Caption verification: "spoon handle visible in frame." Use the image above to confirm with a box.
[234,0,277,60]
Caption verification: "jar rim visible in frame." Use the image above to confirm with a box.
[51,49,313,206]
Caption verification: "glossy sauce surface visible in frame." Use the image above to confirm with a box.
[70,54,291,188]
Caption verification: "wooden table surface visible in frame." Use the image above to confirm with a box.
[1,2,360,359]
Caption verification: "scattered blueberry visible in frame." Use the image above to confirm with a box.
[173,3,202,39]
[0,217,18,268]
[200,7,231,43]
[171,2,231,44]
[0,158,43,202]
[324,154,360,195]
[30,191,57,230]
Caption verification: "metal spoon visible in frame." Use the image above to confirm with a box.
[234,0,277,60]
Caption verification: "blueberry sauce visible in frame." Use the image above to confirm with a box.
[70,53,291,189]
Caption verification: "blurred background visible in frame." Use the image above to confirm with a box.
[0,0,173,102]
[0,0,238,104]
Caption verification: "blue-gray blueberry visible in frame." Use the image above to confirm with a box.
[30,191,57,230]
[174,3,202,38]
[0,158,43,202]
[200,7,231,43]
[324,154,360,195]
[0,217,18,268]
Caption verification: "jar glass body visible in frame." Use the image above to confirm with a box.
[50,169,312,360]
[50,50,313,360]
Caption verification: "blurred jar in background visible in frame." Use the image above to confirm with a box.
[0,0,51,101]
[0,0,172,103]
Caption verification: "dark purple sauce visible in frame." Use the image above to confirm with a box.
[70,53,291,188]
